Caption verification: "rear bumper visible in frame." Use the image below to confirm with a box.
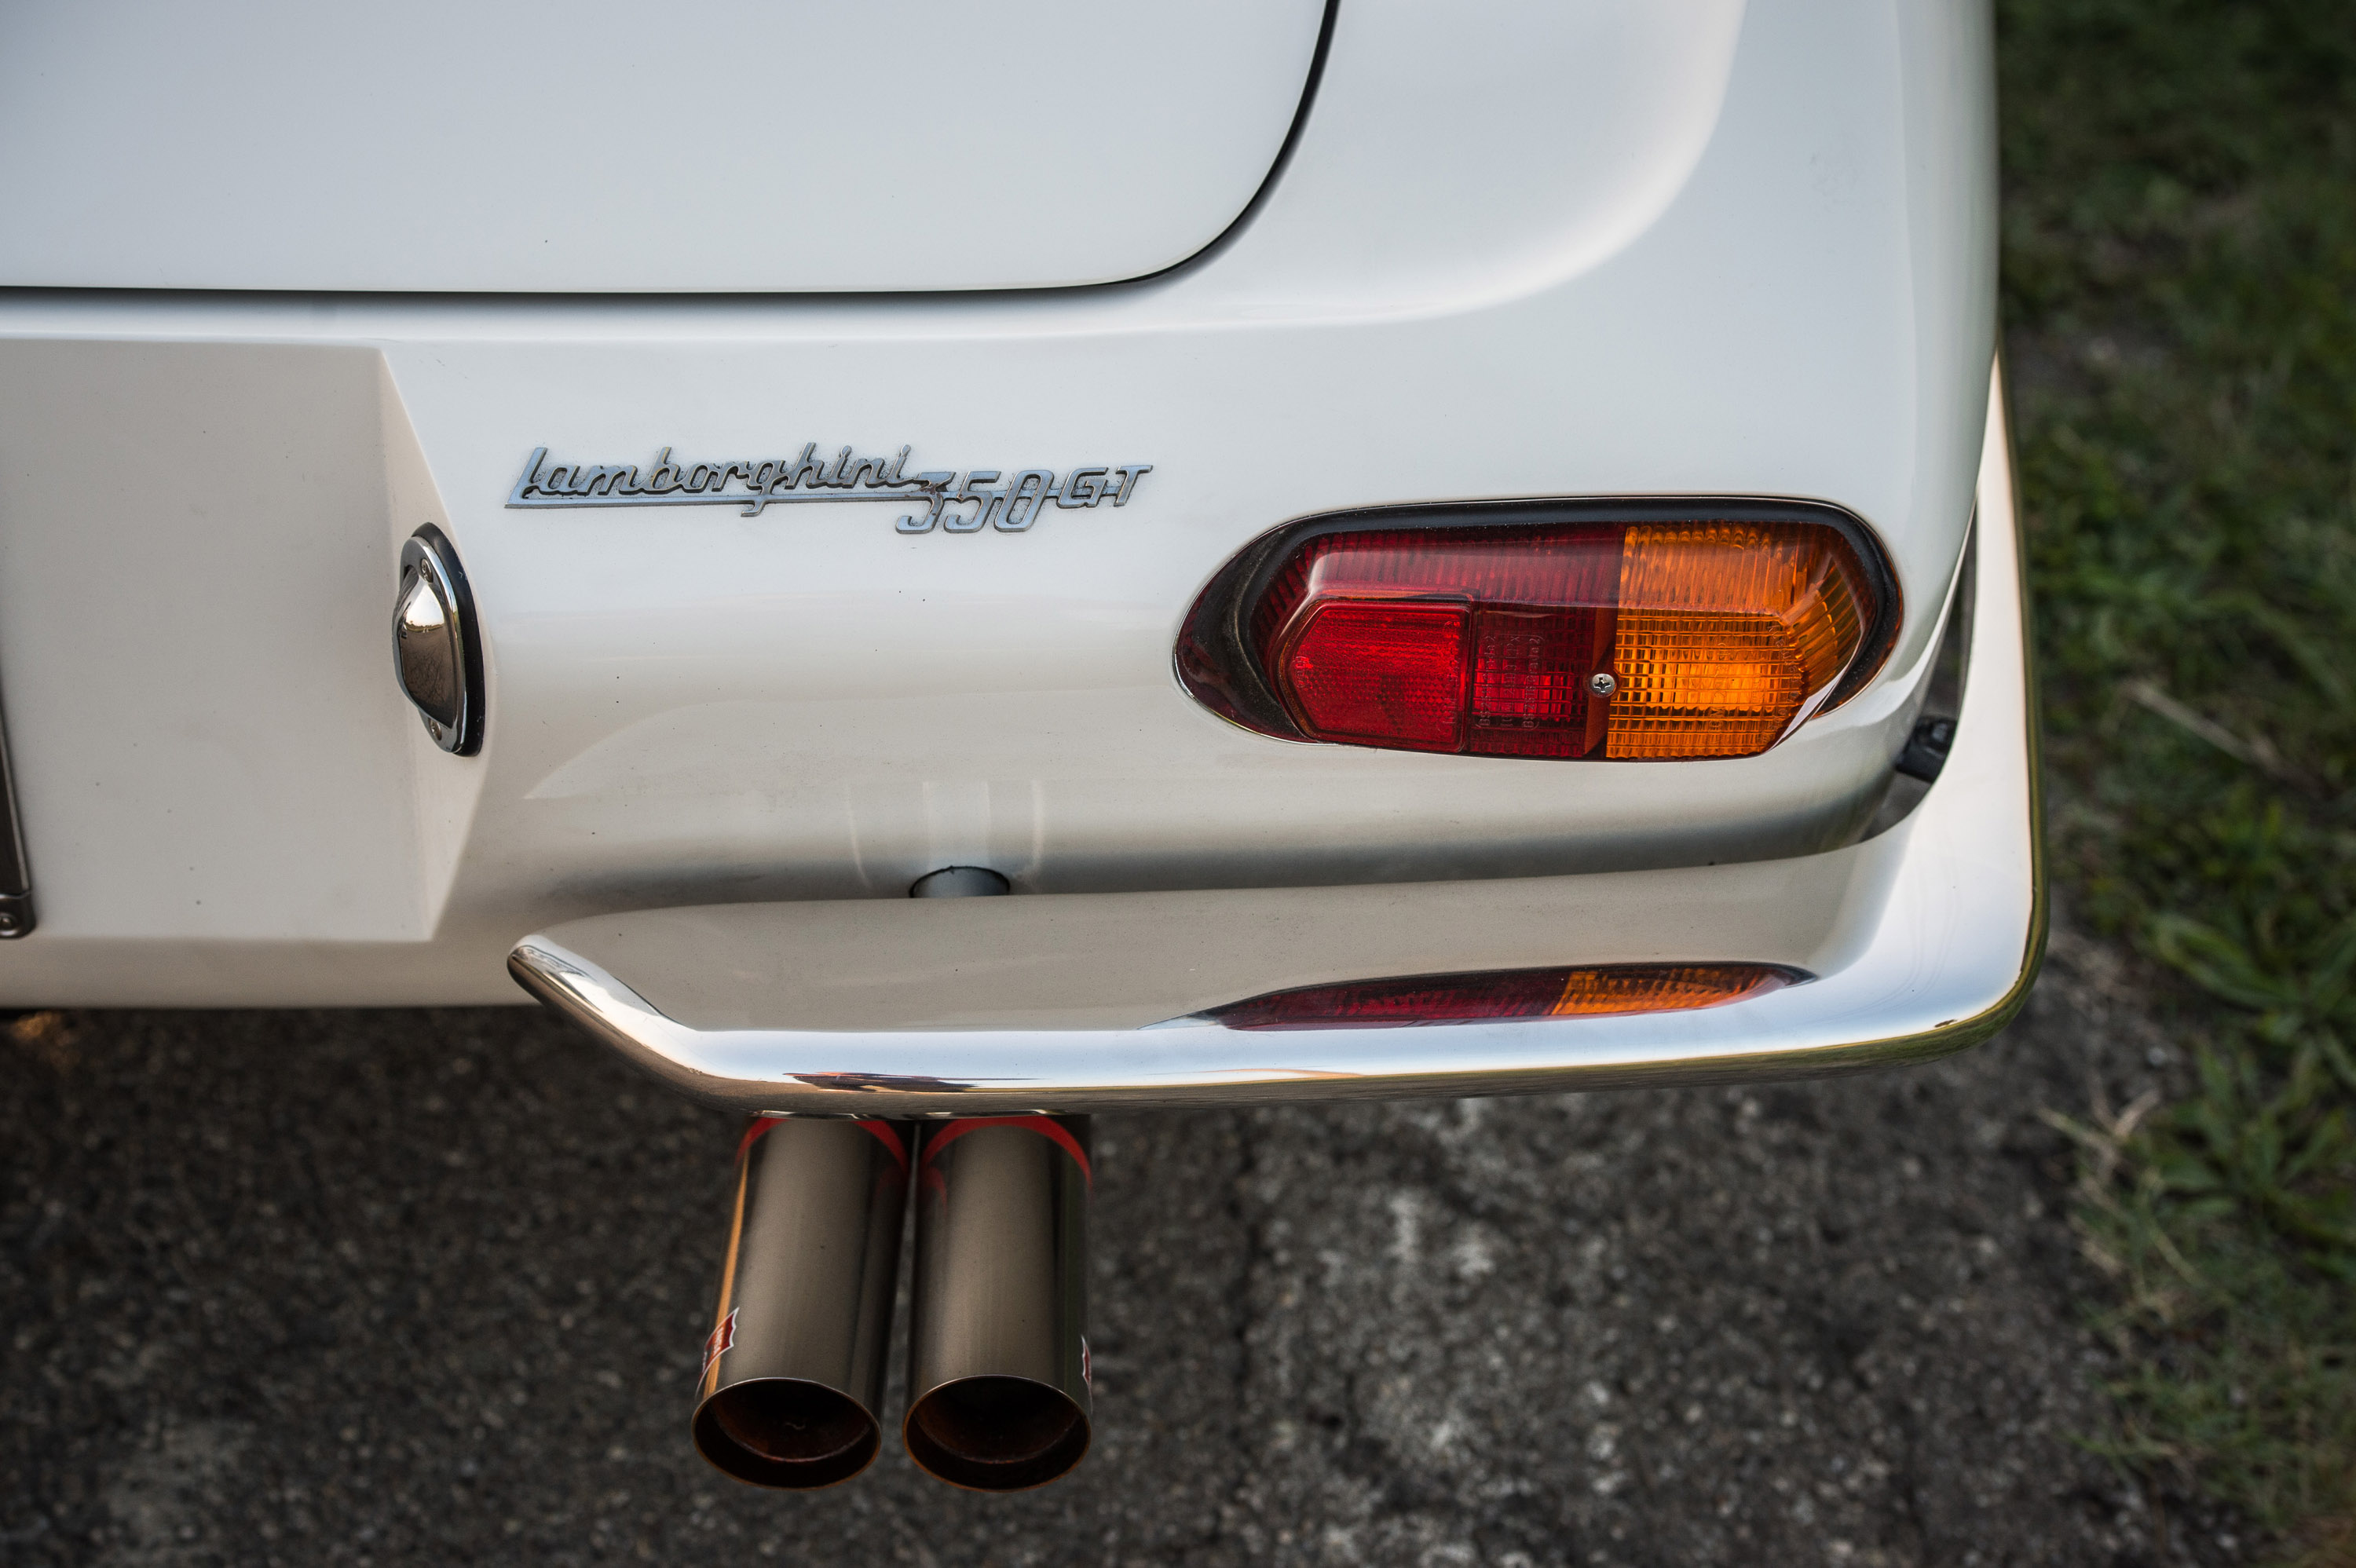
[511,367,2041,1113]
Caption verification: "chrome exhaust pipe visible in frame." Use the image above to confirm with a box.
[904,1115,1093,1491]
[692,1115,908,1489]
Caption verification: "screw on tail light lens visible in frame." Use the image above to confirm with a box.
[1175,502,1897,762]
[1202,962,1804,1030]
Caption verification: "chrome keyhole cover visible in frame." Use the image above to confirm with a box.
[391,525,484,756]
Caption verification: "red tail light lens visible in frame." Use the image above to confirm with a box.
[1260,525,1622,758]
[1281,601,1470,751]
[1176,504,1896,761]
[1202,962,1802,1029]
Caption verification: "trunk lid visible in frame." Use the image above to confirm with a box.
[0,0,1326,293]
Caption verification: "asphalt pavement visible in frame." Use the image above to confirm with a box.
[1,924,2255,1566]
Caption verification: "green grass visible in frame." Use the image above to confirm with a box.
[1999,0,2356,1555]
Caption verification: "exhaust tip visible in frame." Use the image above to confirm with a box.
[693,1377,881,1489]
[904,1374,1091,1491]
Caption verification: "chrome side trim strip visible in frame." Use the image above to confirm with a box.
[509,364,2042,1112]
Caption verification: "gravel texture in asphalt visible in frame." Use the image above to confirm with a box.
[1,924,2253,1566]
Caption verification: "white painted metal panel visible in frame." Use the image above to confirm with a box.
[0,0,1325,293]
[0,0,1997,1007]
[0,343,485,941]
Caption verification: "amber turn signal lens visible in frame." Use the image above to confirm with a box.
[1173,506,1895,761]
[1607,522,1869,759]
[1202,962,1802,1030]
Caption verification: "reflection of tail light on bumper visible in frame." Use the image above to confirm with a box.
[1201,962,1805,1030]
[1177,502,1899,761]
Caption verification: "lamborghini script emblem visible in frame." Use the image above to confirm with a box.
[507,445,1151,534]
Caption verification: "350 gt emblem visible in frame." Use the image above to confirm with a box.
[507,445,1151,533]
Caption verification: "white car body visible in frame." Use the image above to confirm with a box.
[0,0,2034,1111]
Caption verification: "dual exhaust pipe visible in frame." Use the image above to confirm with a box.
[693,1113,1092,1491]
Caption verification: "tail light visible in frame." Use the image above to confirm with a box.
[1176,501,1898,761]
[1202,962,1803,1029]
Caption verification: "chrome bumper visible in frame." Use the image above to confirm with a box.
[510,370,2042,1113]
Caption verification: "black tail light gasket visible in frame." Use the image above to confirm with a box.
[1173,495,1905,747]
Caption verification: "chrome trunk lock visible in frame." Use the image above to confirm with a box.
[391,525,484,756]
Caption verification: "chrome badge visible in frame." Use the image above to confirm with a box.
[507,446,1151,534]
